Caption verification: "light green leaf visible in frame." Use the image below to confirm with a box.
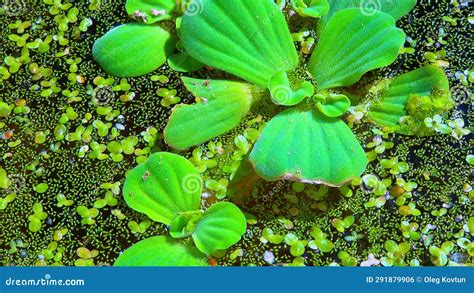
[165,78,262,150]
[114,236,207,266]
[122,152,202,225]
[0,168,11,189]
[316,239,334,252]
[366,65,451,135]
[468,217,474,235]
[170,210,203,238]
[384,240,398,253]
[28,218,42,232]
[167,52,204,72]
[192,202,247,255]
[291,0,329,18]
[249,108,368,186]
[92,23,176,77]
[318,0,416,33]
[309,8,405,89]
[180,0,298,87]
[125,0,176,23]
[315,93,351,117]
[269,70,314,106]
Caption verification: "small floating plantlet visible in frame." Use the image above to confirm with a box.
[115,152,247,266]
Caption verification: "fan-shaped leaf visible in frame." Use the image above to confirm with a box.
[309,9,405,89]
[249,108,368,186]
[165,78,262,150]
[366,65,451,134]
[318,0,416,33]
[125,0,176,24]
[92,23,176,77]
[192,202,247,255]
[114,236,207,266]
[123,152,202,225]
[180,0,298,87]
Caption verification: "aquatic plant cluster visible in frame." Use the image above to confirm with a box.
[0,0,472,267]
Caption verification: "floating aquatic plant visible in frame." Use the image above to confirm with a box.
[93,0,454,188]
[160,0,453,187]
[115,152,247,266]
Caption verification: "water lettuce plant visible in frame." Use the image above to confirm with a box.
[162,0,453,186]
[92,1,454,186]
[114,152,247,266]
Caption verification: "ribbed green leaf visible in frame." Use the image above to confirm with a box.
[192,202,247,255]
[249,108,368,186]
[180,0,298,87]
[123,152,201,225]
[366,65,450,131]
[165,78,262,150]
[114,236,207,266]
[125,0,176,23]
[92,23,175,77]
[318,0,416,33]
[309,9,405,89]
